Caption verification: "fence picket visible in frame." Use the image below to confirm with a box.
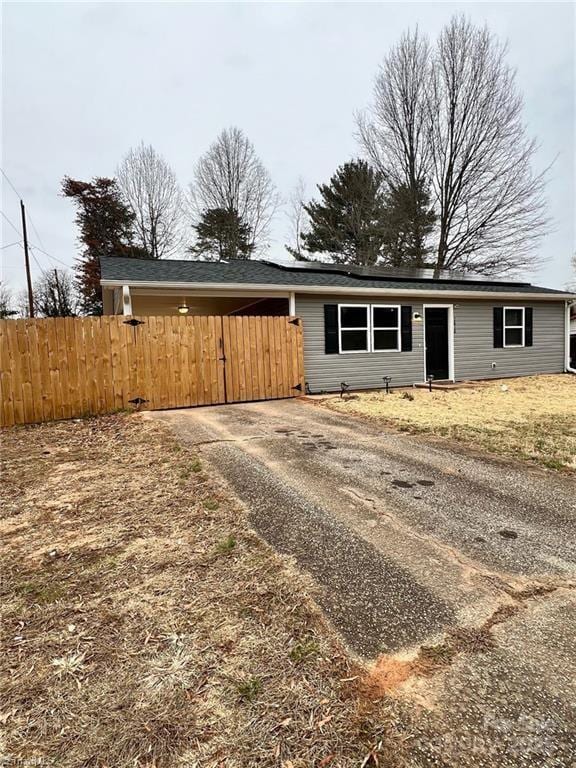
[0,315,304,426]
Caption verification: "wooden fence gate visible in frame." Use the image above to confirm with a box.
[0,315,305,427]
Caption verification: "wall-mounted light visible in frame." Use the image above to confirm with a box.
[178,301,189,315]
[413,311,423,322]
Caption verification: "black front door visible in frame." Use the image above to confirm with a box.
[425,308,450,380]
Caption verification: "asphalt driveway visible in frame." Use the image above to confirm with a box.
[151,399,575,767]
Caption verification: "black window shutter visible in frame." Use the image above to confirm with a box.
[324,305,339,354]
[400,306,412,352]
[525,307,533,346]
[493,307,504,348]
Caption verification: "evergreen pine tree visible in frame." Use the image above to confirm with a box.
[190,208,254,261]
[381,180,437,267]
[301,160,387,266]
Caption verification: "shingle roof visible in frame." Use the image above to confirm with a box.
[100,257,570,296]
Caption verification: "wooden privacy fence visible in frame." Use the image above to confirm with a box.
[0,315,305,427]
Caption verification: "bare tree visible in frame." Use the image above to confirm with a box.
[117,143,185,259]
[358,16,550,276]
[568,252,576,290]
[357,29,432,263]
[190,127,278,256]
[16,290,31,318]
[284,177,310,260]
[428,17,550,274]
[357,28,431,191]
[0,283,17,318]
[34,269,79,317]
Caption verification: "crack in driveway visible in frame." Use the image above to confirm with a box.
[340,486,574,599]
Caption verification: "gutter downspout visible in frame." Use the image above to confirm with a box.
[566,300,576,374]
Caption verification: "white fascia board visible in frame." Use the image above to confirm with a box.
[127,287,291,299]
[99,279,576,301]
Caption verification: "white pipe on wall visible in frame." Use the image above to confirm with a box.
[566,300,576,374]
[122,285,132,316]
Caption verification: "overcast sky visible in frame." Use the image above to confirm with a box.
[1,1,574,295]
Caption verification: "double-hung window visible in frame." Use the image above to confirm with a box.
[503,307,525,348]
[372,305,400,351]
[338,304,370,353]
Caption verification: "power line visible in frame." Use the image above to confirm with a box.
[1,203,41,311]
[29,243,70,268]
[1,166,62,265]
[0,168,22,199]
[1,229,71,269]
[2,196,70,273]
[28,217,48,253]
[2,211,68,291]
[1,210,21,237]
[29,248,43,272]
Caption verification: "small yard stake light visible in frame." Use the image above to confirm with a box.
[427,375,434,392]
[382,376,392,394]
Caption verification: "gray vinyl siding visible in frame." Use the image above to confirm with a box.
[453,300,565,380]
[295,294,566,393]
[296,294,425,392]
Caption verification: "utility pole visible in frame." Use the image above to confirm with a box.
[20,200,34,317]
[53,268,62,315]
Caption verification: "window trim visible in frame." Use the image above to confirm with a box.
[338,303,370,354]
[337,303,403,354]
[503,306,526,348]
[371,304,401,352]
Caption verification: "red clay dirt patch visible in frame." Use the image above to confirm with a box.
[361,656,418,699]
[361,601,531,703]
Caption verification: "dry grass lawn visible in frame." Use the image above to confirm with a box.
[323,374,575,470]
[0,414,403,768]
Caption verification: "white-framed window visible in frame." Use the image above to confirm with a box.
[504,306,525,348]
[337,303,402,353]
[338,304,370,353]
[371,305,401,351]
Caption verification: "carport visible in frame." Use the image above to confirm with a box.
[103,286,293,318]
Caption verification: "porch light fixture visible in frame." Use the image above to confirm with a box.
[178,302,189,315]
[413,311,423,322]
